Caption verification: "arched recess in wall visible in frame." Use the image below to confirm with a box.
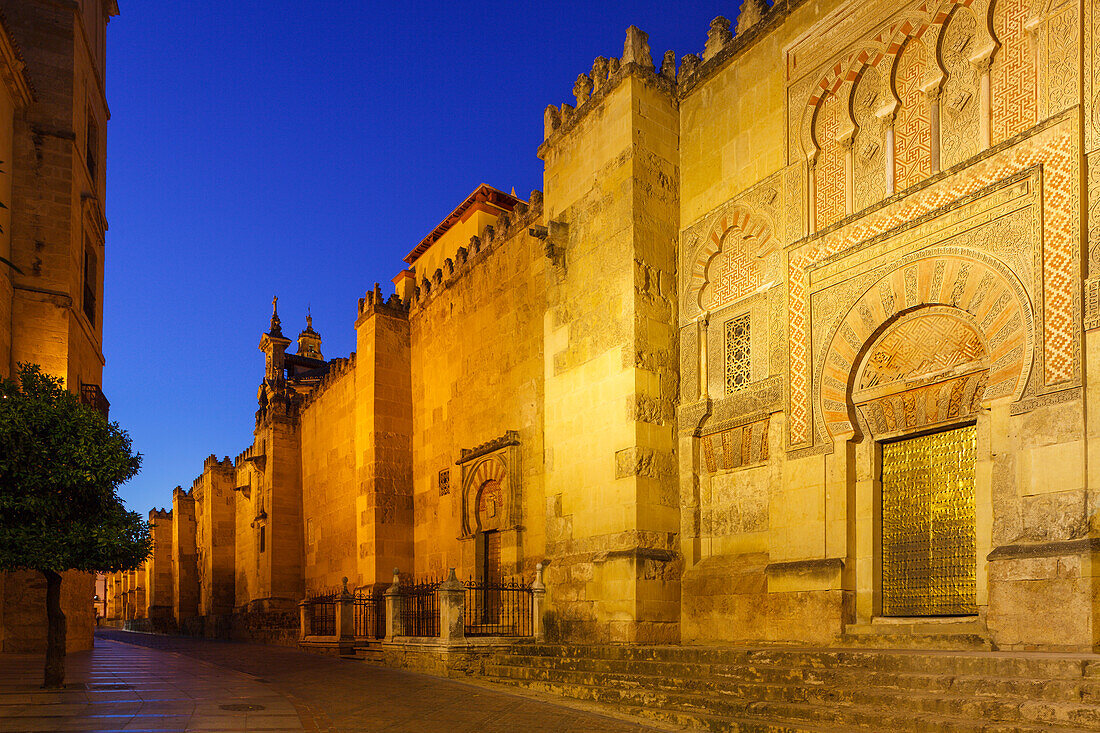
[688,205,777,313]
[461,455,509,537]
[990,0,1037,143]
[938,4,982,169]
[892,33,934,190]
[817,253,1033,442]
[851,62,889,212]
[813,89,847,230]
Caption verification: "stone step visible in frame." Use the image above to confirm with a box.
[487,662,1100,728]
[503,644,1093,680]
[494,654,1100,703]
[836,632,993,651]
[485,673,1097,733]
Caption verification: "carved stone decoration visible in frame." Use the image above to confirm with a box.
[991,0,1037,144]
[817,258,1033,440]
[938,6,981,170]
[1089,152,1100,279]
[1037,0,1079,120]
[699,415,770,473]
[894,36,933,191]
[852,65,886,213]
[457,430,521,538]
[682,202,777,320]
[852,307,990,436]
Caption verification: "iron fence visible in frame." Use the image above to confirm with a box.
[463,576,533,637]
[307,593,336,636]
[353,587,386,639]
[399,577,441,637]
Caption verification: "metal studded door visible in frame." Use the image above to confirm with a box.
[881,424,977,616]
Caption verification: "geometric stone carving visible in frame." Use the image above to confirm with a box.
[991,0,1037,144]
[894,38,932,191]
[819,261,1031,440]
[700,416,770,473]
[691,206,773,312]
[724,313,752,394]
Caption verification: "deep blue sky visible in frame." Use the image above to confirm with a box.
[104,1,736,513]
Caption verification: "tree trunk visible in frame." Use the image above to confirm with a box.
[42,570,66,688]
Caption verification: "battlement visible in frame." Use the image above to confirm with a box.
[233,441,265,470]
[675,0,778,97]
[171,485,192,500]
[357,282,408,320]
[409,189,543,311]
[203,454,235,472]
[541,6,777,149]
[541,26,676,149]
[300,352,357,412]
[148,508,172,520]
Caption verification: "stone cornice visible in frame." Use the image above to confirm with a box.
[457,430,520,466]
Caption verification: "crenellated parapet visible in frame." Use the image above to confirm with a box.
[202,454,234,473]
[676,0,787,96]
[357,281,408,320]
[299,352,357,412]
[407,190,544,312]
[233,443,265,472]
[149,507,172,520]
[541,26,676,151]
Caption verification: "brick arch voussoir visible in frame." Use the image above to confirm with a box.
[818,255,1030,441]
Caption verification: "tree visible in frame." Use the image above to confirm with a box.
[0,363,150,688]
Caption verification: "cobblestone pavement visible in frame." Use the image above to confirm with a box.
[0,630,669,732]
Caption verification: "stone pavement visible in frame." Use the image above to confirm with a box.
[0,630,669,732]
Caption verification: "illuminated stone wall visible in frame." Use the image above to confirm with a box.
[674,0,1099,650]
[119,0,1100,652]
[408,212,547,584]
[0,0,114,654]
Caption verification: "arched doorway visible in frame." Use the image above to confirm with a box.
[852,308,988,616]
[476,478,503,584]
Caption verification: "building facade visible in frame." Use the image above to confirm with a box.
[0,0,118,653]
[113,0,1100,651]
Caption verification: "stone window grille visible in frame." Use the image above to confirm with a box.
[438,468,450,496]
[725,313,751,394]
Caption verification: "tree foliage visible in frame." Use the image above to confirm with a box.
[0,363,150,574]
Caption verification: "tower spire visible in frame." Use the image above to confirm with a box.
[269,295,283,337]
[297,308,323,360]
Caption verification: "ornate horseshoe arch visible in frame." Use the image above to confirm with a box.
[817,253,1034,441]
[457,430,522,538]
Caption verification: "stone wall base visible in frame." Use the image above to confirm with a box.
[985,541,1098,652]
[174,611,298,647]
[381,637,524,677]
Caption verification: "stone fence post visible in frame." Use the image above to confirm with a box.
[298,598,309,640]
[384,568,402,641]
[437,568,466,645]
[337,577,354,642]
[531,562,547,642]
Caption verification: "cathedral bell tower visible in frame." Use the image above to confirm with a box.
[296,310,323,360]
[258,296,292,387]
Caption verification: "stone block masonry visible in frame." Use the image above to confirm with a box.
[109,0,1100,654]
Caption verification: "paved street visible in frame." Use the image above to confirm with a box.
[0,630,667,732]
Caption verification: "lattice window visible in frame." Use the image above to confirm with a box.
[438,468,450,496]
[725,314,751,394]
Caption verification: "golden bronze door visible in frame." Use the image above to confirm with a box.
[881,424,977,616]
